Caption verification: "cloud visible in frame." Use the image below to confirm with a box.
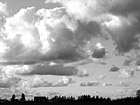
[104,0,140,53]
[80,81,100,86]
[0,0,117,63]
[17,76,74,88]
[98,75,105,80]
[118,68,134,78]
[31,75,52,87]
[53,76,74,87]
[46,0,112,23]
[76,68,89,77]
[20,64,78,76]
[0,63,89,77]
[0,2,8,40]
[44,0,140,54]
[103,14,140,52]
[136,66,140,71]
[111,0,140,17]
[0,71,21,88]
[109,65,120,72]
[102,83,112,86]
[115,81,130,87]
[0,2,7,15]
[11,80,36,95]
[0,6,86,62]
[0,0,140,75]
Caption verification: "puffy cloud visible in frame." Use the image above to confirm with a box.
[0,6,82,62]
[46,0,112,23]
[12,80,35,95]
[0,0,118,63]
[0,2,7,15]
[0,65,30,76]
[19,76,74,88]
[0,2,8,40]
[102,83,112,86]
[80,81,100,86]
[0,70,21,88]
[31,75,52,87]
[136,66,140,71]
[80,35,117,59]
[0,63,90,77]
[76,68,89,77]
[98,75,105,80]
[1,0,140,81]
[53,76,74,87]
[44,0,140,54]
[111,0,140,17]
[103,14,140,53]
[118,68,134,78]
[115,81,130,87]
[1,0,140,64]
[109,65,120,72]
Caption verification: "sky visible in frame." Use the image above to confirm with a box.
[0,0,140,99]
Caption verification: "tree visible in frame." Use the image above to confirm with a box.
[20,93,26,101]
[11,94,16,102]
[136,89,140,98]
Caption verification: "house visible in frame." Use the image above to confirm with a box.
[34,96,47,102]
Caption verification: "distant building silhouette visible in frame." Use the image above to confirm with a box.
[34,96,47,102]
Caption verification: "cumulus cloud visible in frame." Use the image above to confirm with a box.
[0,2,7,15]
[0,0,140,80]
[53,76,74,87]
[46,0,112,23]
[118,68,134,78]
[0,0,140,64]
[0,69,21,88]
[31,75,52,87]
[98,75,105,80]
[115,81,130,87]
[76,68,89,77]
[102,83,112,86]
[80,81,100,86]
[44,0,140,54]
[0,6,83,62]
[109,65,120,72]
[136,66,140,71]
[0,0,118,63]
[46,0,140,55]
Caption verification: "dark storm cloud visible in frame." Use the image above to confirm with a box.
[111,0,140,17]
[108,0,140,53]
[45,0,140,54]
[19,64,78,76]
[73,21,101,45]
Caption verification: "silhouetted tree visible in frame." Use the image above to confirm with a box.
[20,93,26,102]
[10,94,16,102]
[136,89,140,98]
